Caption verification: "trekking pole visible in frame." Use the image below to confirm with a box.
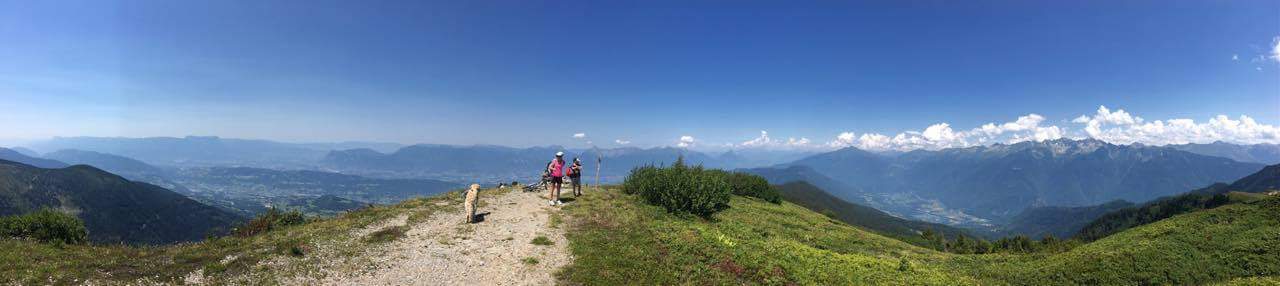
[594,146,602,192]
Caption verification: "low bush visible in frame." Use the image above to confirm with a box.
[232,208,306,237]
[623,156,731,218]
[719,171,781,204]
[0,209,88,244]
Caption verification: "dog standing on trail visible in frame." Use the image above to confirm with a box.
[464,184,480,223]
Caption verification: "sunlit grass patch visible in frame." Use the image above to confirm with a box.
[522,257,540,265]
[531,236,554,246]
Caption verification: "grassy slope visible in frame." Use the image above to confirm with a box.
[970,197,1280,285]
[1075,185,1268,242]
[0,189,466,285]
[558,188,974,285]
[560,187,1280,285]
[774,181,969,244]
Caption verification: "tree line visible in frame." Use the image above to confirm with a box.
[920,229,1080,254]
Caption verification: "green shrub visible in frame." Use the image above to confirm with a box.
[289,245,306,257]
[232,208,306,237]
[720,171,781,204]
[622,156,731,218]
[0,209,88,244]
[531,236,554,246]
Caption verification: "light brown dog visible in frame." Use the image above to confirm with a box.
[464,184,480,223]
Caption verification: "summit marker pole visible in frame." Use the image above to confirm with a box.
[595,151,602,192]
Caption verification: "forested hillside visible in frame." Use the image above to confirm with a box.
[1075,164,1280,241]
[0,160,241,244]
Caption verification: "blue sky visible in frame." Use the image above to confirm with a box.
[2,0,1278,150]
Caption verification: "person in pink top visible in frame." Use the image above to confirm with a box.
[547,151,566,206]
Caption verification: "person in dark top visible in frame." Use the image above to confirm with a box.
[569,157,583,197]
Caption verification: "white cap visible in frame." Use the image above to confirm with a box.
[555,151,564,157]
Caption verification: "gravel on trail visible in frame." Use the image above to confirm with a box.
[312,189,574,285]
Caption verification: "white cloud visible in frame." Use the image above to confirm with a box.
[1072,115,1091,123]
[614,139,630,145]
[787,137,810,146]
[922,123,959,142]
[677,135,696,148]
[572,133,586,139]
[827,132,858,148]
[1271,37,1280,63]
[836,132,856,144]
[856,133,893,151]
[729,130,815,150]
[1069,105,1280,145]
[740,131,772,147]
[691,106,1278,152]
[823,113,1067,152]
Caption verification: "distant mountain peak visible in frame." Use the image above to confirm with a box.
[1044,137,1108,155]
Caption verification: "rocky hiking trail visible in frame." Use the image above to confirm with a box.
[304,188,573,285]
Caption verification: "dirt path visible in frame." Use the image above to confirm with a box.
[318,188,573,285]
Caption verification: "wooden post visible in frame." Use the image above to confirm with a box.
[595,155,602,191]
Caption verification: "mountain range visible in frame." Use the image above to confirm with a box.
[784,138,1264,223]
[0,159,241,244]
[320,145,754,183]
[19,137,803,184]
[23,136,401,169]
[0,147,68,169]
[43,149,170,179]
[1167,141,1280,164]
[10,137,1279,238]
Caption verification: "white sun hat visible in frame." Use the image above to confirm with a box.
[555,151,564,157]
